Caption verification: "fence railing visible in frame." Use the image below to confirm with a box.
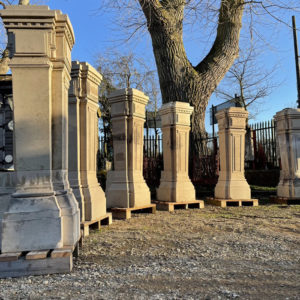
[250,119,279,169]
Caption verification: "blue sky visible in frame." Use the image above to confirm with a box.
[46,0,300,131]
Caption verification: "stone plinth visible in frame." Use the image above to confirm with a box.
[0,5,79,253]
[214,107,251,200]
[274,108,300,198]
[69,61,107,221]
[106,88,151,208]
[156,102,196,203]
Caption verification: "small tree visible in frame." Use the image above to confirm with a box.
[215,45,278,120]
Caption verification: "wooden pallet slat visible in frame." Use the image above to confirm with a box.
[153,200,205,212]
[0,252,22,262]
[111,204,156,220]
[81,213,113,237]
[270,196,300,205]
[26,250,49,260]
[206,197,259,208]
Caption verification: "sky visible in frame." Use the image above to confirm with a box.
[45,0,300,132]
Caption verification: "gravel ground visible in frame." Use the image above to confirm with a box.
[0,204,299,300]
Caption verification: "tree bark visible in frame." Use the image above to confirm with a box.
[138,0,244,147]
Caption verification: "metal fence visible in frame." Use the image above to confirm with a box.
[250,119,279,169]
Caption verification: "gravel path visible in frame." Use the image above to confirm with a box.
[0,204,299,300]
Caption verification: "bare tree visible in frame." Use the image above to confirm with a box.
[96,50,161,155]
[98,0,299,149]
[215,45,279,120]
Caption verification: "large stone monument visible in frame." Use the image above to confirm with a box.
[156,102,203,211]
[106,88,155,219]
[69,61,110,227]
[0,5,80,257]
[272,108,300,204]
[207,107,258,207]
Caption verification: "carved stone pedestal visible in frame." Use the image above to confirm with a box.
[0,5,80,253]
[274,108,300,201]
[106,89,151,209]
[69,61,107,221]
[156,102,196,203]
[213,107,253,202]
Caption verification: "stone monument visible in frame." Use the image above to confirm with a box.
[272,108,300,204]
[207,107,258,207]
[155,102,203,211]
[69,61,110,227]
[106,88,155,219]
[0,5,80,255]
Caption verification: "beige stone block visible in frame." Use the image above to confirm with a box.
[274,108,300,198]
[156,102,196,203]
[214,107,251,200]
[68,61,106,221]
[106,89,151,208]
[0,5,79,252]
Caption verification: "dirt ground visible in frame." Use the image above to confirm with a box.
[0,203,299,300]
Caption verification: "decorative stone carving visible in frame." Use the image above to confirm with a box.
[106,88,151,208]
[274,108,300,199]
[0,5,80,253]
[214,107,251,200]
[69,61,107,221]
[156,101,196,203]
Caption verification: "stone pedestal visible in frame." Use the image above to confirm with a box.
[214,107,251,200]
[0,5,79,253]
[156,102,196,203]
[274,108,300,199]
[69,61,107,221]
[106,88,151,209]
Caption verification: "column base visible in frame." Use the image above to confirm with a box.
[215,179,251,200]
[156,178,196,203]
[277,179,300,199]
[82,183,107,222]
[1,195,63,253]
[106,170,151,209]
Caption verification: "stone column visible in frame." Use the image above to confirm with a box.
[50,11,80,247]
[106,88,151,208]
[0,6,79,252]
[68,61,85,221]
[156,102,196,203]
[69,61,107,221]
[214,107,251,200]
[274,108,300,199]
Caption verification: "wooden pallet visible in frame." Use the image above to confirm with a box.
[153,200,204,212]
[81,213,112,237]
[270,196,300,205]
[206,197,259,208]
[0,248,73,278]
[111,204,156,220]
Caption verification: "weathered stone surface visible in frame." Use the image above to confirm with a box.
[69,61,107,221]
[106,88,151,208]
[214,107,251,200]
[0,5,79,253]
[274,108,300,198]
[156,101,196,203]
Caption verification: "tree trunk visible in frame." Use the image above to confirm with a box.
[139,0,244,151]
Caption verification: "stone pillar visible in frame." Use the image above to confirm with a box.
[214,107,251,200]
[156,102,196,203]
[106,88,151,208]
[69,61,107,221]
[51,13,80,246]
[0,5,79,252]
[274,108,300,199]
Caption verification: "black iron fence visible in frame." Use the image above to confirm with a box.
[98,118,279,189]
[250,119,279,169]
